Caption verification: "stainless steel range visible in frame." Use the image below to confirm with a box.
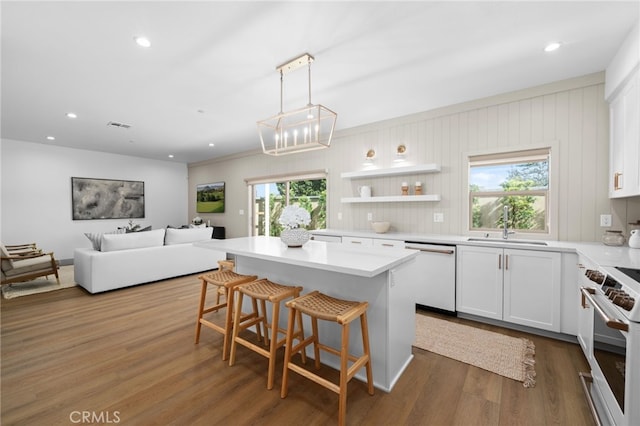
[578,260,640,426]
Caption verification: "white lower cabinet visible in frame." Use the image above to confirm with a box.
[341,236,404,248]
[372,238,405,249]
[342,236,373,246]
[456,245,562,332]
[311,234,342,243]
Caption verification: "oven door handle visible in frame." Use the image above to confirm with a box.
[580,287,629,332]
[578,372,602,426]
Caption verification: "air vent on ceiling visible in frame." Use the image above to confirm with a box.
[107,121,132,129]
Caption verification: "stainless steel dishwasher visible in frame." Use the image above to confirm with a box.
[404,241,456,313]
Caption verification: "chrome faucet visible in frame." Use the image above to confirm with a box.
[502,205,515,239]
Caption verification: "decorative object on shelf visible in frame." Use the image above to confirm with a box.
[278,205,311,247]
[602,230,626,246]
[629,229,640,249]
[395,144,407,161]
[358,185,372,198]
[192,216,203,225]
[370,221,391,233]
[401,182,409,195]
[415,181,422,195]
[257,53,337,156]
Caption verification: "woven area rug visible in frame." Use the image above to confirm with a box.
[2,265,76,299]
[414,314,536,388]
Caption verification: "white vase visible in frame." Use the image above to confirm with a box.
[280,228,310,247]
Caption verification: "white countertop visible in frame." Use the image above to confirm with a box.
[195,236,418,278]
[311,229,640,268]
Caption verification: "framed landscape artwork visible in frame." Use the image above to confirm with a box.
[71,177,145,220]
[196,182,225,213]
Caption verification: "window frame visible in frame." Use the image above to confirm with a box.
[464,145,557,239]
[245,170,328,237]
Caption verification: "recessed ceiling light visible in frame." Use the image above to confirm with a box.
[209,143,215,147]
[134,36,151,48]
[46,136,55,141]
[168,154,174,158]
[66,112,77,119]
[544,42,562,52]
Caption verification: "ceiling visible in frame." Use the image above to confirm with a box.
[2,1,638,164]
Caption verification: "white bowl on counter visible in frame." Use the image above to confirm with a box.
[371,221,391,233]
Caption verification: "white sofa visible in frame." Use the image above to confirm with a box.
[74,227,226,294]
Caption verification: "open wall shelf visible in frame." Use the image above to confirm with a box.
[340,163,440,179]
[341,163,441,203]
[341,194,441,203]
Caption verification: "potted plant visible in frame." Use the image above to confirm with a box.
[278,205,311,247]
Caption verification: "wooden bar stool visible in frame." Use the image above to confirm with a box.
[229,278,305,390]
[214,260,235,304]
[280,290,374,426]
[194,266,258,361]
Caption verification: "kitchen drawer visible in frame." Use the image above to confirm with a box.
[372,238,404,249]
[312,234,342,243]
[342,236,373,246]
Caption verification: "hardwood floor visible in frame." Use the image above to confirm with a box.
[1,274,595,425]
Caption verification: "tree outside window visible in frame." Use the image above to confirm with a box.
[253,178,326,236]
[469,149,549,233]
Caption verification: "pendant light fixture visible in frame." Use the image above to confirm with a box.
[257,53,337,156]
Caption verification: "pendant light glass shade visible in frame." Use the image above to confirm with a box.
[257,53,337,156]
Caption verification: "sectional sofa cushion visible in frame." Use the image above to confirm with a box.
[164,227,213,245]
[101,229,166,252]
[84,228,126,251]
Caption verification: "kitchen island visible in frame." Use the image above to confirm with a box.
[196,236,418,392]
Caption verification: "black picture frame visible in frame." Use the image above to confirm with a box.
[71,177,145,220]
[196,182,225,213]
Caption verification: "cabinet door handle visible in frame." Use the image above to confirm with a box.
[350,241,362,244]
[505,254,509,270]
[614,172,623,190]
[498,254,502,270]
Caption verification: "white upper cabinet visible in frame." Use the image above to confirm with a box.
[609,67,640,198]
[607,23,640,199]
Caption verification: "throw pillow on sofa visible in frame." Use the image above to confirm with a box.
[164,227,213,245]
[101,229,166,252]
[84,228,126,251]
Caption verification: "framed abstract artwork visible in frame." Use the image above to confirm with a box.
[71,177,145,220]
[196,182,225,213]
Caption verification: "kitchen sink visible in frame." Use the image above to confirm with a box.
[466,238,548,246]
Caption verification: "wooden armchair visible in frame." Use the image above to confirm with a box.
[1,243,59,286]
[5,243,42,256]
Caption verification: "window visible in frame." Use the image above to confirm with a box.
[468,148,550,234]
[247,171,327,236]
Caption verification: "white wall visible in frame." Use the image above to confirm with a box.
[1,139,189,262]
[189,72,640,242]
